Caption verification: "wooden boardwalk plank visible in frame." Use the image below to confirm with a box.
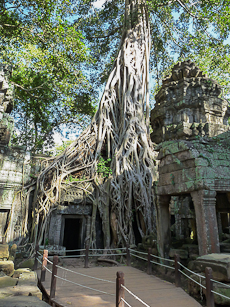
[40,265,202,307]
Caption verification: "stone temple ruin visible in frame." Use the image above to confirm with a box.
[151,60,230,258]
[1,60,230,263]
[0,65,43,243]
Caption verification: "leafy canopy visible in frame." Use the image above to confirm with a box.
[1,0,230,152]
[0,0,96,152]
[76,0,230,102]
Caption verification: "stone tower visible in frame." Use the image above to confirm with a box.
[150,60,230,144]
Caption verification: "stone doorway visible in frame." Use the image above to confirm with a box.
[62,216,83,255]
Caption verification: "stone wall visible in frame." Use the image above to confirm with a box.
[0,65,40,243]
[0,145,31,241]
[48,204,92,247]
[157,133,230,196]
[151,61,230,256]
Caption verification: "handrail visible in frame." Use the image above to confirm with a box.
[211,289,230,301]
[179,261,205,279]
[150,259,174,270]
[59,254,83,258]
[54,274,115,296]
[121,284,150,307]
[178,269,206,289]
[129,248,148,256]
[150,253,175,263]
[211,278,230,288]
[130,252,147,262]
[56,264,115,284]
[35,246,230,307]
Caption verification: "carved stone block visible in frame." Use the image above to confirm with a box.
[150,60,230,144]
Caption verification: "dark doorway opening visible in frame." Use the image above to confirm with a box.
[132,212,142,246]
[95,210,104,249]
[63,218,82,256]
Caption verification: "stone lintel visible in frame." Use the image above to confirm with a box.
[57,204,92,216]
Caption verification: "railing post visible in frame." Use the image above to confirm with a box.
[126,244,130,266]
[205,267,214,307]
[41,249,48,282]
[50,255,58,303]
[33,244,39,271]
[2,236,6,244]
[174,254,181,287]
[84,244,89,268]
[147,248,152,275]
[116,271,125,307]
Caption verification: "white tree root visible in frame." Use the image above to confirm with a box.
[29,0,157,249]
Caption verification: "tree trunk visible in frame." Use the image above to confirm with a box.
[32,0,157,248]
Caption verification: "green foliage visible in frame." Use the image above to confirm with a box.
[147,0,230,96]
[0,0,96,152]
[54,139,74,156]
[97,156,112,178]
[76,0,230,100]
[29,174,37,179]
[1,0,230,152]
[65,174,86,183]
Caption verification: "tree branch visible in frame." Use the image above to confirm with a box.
[11,81,46,98]
[175,0,196,18]
[88,26,123,39]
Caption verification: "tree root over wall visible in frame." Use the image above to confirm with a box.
[28,0,158,249]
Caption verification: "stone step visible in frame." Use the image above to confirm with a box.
[0,296,50,307]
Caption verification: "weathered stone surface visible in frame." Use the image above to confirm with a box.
[191,254,230,282]
[169,248,188,259]
[188,270,230,305]
[152,61,230,261]
[18,258,34,270]
[12,284,42,299]
[181,245,199,257]
[0,271,6,277]
[0,276,18,288]
[188,272,205,299]
[9,244,17,261]
[18,271,37,286]
[0,66,14,147]
[220,243,230,253]
[0,65,14,114]
[0,271,42,300]
[0,68,45,243]
[0,261,14,276]
[0,245,9,260]
[13,268,31,279]
[189,254,199,261]
[156,132,230,257]
[142,235,157,249]
[0,296,50,307]
[0,146,33,242]
[211,282,230,305]
[150,60,230,144]
[0,286,42,301]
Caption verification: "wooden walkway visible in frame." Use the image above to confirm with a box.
[39,265,202,307]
